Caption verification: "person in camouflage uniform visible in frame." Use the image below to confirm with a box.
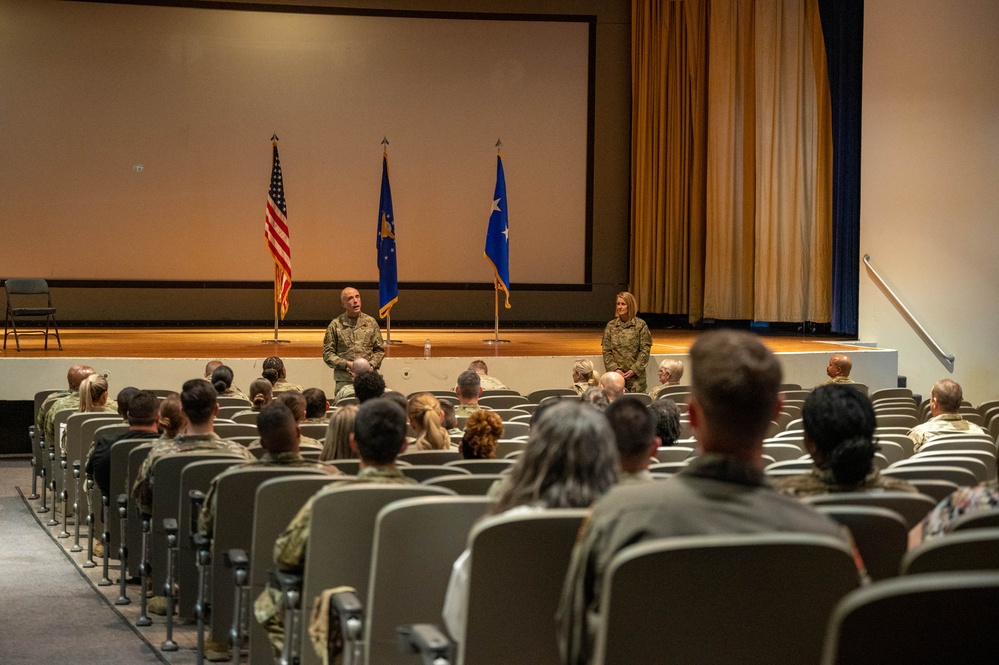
[323,287,386,395]
[302,388,330,423]
[132,379,254,515]
[253,397,417,653]
[647,358,684,400]
[263,356,304,393]
[454,369,483,417]
[571,358,599,396]
[43,365,97,445]
[907,378,987,452]
[601,291,653,393]
[820,354,855,386]
[468,359,509,391]
[332,357,372,403]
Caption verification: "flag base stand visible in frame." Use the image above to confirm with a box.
[483,339,511,345]
[384,340,403,345]
[262,339,291,344]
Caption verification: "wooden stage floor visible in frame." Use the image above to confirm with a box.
[0,326,865,359]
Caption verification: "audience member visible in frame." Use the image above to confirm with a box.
[274,392,322,450]
[441,401,460,435]
[821,354,854,385]
[157,393,187,440]
[320,404,359,461]
[442,401,618,642]
[302,388,330,423]
[648,358,684,399]
[234,378,273,418]
[580,387,609,411]
[63,374,116,452]
[599,372,626,403]
[468,359,508,391]
[113,386,139,420]
[557,330,854,665]
[323,287,386,395]
[454,369,484,417]
[770,384,917,497]
[353,370,387,403]
[333,357,371,403]
[459,410,504,459]
[43,365,97,444]
[262,356,303,393]
[133,379,253,515]
[86,390,161,498]
[605,396,660,483]
[203,360,224,381]
[907,379,985,452]
[211,364,249,400]
[37,364,88,437]
[255,397,417,652]
[647,399,682,447]
[923,478,999,540]
[406,392,450,450]
[570,358,599,396]
[601,291,652,392]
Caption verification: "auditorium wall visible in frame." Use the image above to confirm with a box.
[859,0,999,402]
[1,0,630,326]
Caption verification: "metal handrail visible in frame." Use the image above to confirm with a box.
[863,254,955,372]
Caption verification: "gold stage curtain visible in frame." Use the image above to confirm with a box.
[631,0,833,324]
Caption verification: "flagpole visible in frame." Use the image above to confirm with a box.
[264,262,290,344]
[484,279,510,344]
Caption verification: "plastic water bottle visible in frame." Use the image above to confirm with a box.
[424,339,432,358]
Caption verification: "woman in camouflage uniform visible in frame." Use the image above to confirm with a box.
[601,291,653,393]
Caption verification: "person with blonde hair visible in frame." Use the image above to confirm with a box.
[460,410,505,459]
[601,291,653,393]
[571,359,599,395]
[648,358,684,400]
[78,374,112,414]
[407,392,450,450]
[321,404,359,461]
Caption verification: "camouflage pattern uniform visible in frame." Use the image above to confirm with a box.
[572,381,596,396]
[197,451,341,537]
[36,389,71,438]
[253,465,417,652]
[770,467,918,497]
[272,380,304,393]
[219,386,250,401]
[647,383,680,400]
[454,403,482,417]
[821,376,855,386]
[43,393,81,445]
[323,313,386,394]
[907,413,987,452]
[476,372,509,391]
[334,384,355,403]
[601,316,653,393]
[132,432,254,515]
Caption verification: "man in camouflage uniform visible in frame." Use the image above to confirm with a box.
[132,379,253,516]
[332,357,372,403]
[42,364,97,445]
[601,292,653,393]
[323,287,386,395]
[821,354,855,386]
[454,369,483,417]
[468,359,509,391]
[253,397,417,653]
[302,388,330,423]
[907,378,986,452]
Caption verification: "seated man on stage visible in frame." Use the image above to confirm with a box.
[323,287,386,395]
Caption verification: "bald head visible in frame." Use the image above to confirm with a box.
[600,372,626,402]
[826,354,852,379]
[204,360,224,380]
[68,365,96,391]
[351,357,372,376]
[341,287,362,318]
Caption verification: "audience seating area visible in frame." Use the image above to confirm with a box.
[17,380,999,664]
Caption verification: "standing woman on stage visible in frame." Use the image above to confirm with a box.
[601,291,653,393]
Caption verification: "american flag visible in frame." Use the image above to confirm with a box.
[265,138,291,319]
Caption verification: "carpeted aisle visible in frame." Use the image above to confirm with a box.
[0,460,164,665]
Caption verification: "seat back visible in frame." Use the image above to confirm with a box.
[397,450,461,465]
[498,421,530,438]
[63,413,123,510]
[399,464,470,482]
[912,450,996,480]
[424,474,505,495]
[901,528,999,575]
[364,496,490,665]
[595,533,859,665]
[918,438,996,455]
[527,388,576,403]
[951,510,999,533]
[882,465,980,487]
[208,466,330,644]
[214,422,258,438]
[460,509,586,665]
[217,396,252,408]
[762,442,806,462]
[815,505,908,580]
[299,422,328,441]
[148,453,247,592]
[445,459,516,474]
[494,441,528,459]
[905,479,960,503]
[5,277,50,295]
[803,492,937,529]
[248,476,336,665]
[105,439,154,554]
[176,459,244,620]
[478,394,529,409]
[821,571,999,664]
[654,446,693,463]
[299,484,454,665]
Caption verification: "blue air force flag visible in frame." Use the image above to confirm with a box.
[376,152,398,318]
[484,154,511,308]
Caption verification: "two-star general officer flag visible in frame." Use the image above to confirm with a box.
[264,139,291,319]
[484,153,511,308]
[376,151,398,319]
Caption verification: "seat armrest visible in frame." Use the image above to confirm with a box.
[397,624,454,665]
